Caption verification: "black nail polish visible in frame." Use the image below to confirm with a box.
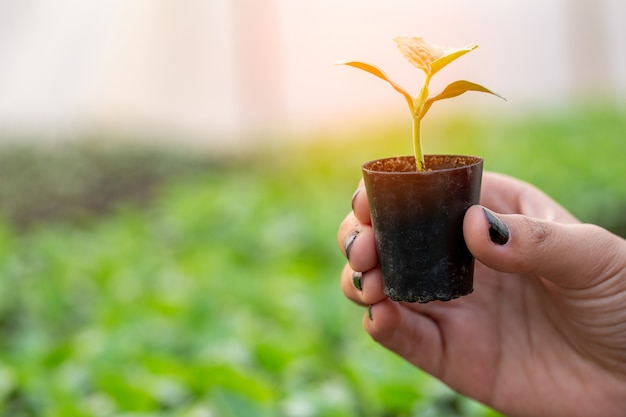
[352,271,363,291]
[344,230,359,259]
[483,207,510,245]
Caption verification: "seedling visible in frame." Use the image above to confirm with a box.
[337,36,504,171]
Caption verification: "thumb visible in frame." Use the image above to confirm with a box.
[463,205,626,289]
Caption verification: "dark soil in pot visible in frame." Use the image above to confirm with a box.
[362,155,483,303]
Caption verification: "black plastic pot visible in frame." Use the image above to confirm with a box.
[362,155,483,303]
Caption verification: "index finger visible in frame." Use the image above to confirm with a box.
[352,180,371,225]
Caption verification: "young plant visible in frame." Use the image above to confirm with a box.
[337,36,504,171]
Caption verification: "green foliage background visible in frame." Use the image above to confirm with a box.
[0,103,624,416]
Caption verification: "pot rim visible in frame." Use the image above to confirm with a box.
[362,154,483,175]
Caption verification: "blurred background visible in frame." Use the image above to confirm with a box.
[0,1,625,416]
[2,0,626,143]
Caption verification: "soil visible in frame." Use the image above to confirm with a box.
[365,155,482,173]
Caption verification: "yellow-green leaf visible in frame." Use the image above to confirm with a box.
[394,37,478,77]
[420,80,505,119]
[336,60,414,112]
[429,45,478,76]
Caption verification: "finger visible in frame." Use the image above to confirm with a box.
[337,213,378,272]
[344,224,377,272]
[480,172,578,223]
[359,267,386,305]
[352,183,371,225]
[464,205,626,289]
[337,211,360,258]
[341,264,387,306]
[341,263,368,306]
[363,300,444,377]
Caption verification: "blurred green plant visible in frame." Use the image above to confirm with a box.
[0,142,213,230]
[0,103,624,416]
[0,141,486,416]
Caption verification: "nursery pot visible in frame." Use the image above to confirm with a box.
[362,155,483,303]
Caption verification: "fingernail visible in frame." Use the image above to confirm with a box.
[483,207,510,245]
[344,230,359,259]
[352,271,363,291]
[367,304,373,321]
[351,187,363,212]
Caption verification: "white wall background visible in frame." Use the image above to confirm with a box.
[0,0,624,147]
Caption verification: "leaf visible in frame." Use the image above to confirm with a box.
[394,36,478,77]
[420,80,505,119]
[336,60,414,112]
[429,45,478,76]
[393,36,434,75]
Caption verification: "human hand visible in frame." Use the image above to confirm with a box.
[337,172,626,417]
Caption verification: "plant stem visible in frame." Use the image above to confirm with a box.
[412,81,430,171]
[412,115,425,171]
